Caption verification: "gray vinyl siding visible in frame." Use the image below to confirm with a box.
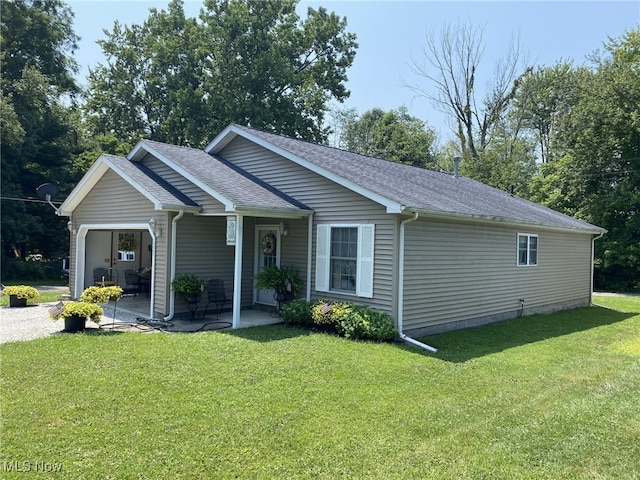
[402,218,593,333]
[173,214,236,315]
[73,170,156,224]
[140,154,225,214]
[219,137,395,313]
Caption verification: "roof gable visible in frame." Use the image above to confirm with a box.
[128,139,311,215]
[59,154,200,215]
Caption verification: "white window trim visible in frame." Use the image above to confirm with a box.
[315,223,375,298]
[517,233,538,266]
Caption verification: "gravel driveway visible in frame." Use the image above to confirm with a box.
[0,302,142,345]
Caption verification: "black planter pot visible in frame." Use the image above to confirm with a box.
[9,295,27,308]
[64,315,86,332]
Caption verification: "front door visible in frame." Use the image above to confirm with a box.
[256,227,280,305]
[111,231,139,286]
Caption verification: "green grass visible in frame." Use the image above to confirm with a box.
[1,298,639,479]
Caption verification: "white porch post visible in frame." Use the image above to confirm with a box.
[232,214,243,328]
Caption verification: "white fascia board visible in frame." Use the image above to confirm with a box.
[127,139,150,162]
[205,125,404,214]
[134,140,236,212]
[234,206,313,218]
[204,124,237,154]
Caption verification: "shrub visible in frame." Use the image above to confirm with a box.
[2,285,39,300]
[311,301,352,327]
[337,306,396,341]
[280,299,315,325]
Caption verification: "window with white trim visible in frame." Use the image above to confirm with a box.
[517,233,538,266]
[315,224,375,298]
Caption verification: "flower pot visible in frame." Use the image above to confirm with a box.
[64,315,86,332]
[9,295,27,308]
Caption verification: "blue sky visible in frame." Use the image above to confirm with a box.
[68,0,639,139]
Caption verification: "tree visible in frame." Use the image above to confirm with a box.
[570,29,640,291]
[408,21,530,160]
[86,0,207,146]
[528,28,640,291]
[512,62,586,164]
[85,0,358,146]
[1,0,79,273]
[334,107,437,168]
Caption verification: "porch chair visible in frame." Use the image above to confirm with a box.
[203,279,231,318]
[123,269,140,297]
[93,267,117,287]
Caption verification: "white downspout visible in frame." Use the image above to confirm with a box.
[398,212,438,353]
[163,210,185,321]
[306,213,314,301]
[590,231,605,304]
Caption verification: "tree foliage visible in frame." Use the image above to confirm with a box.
[85,0,357,146]
[527,28,640,291]
[333,107,437,168]
[1,0,79,266]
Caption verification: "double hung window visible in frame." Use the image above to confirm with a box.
[518,233,538,266]
[316,224,375,298]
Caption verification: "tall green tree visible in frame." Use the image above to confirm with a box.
[85,0,357,146]
[334,107,437,168]
[86,0,207,146]
[512,62,586,164]
[1,0,79,270]
[528,28,640,291]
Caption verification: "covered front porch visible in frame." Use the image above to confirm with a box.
[112,292,282,329]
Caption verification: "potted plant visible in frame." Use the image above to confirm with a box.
[171,273,205,302]
[49,285,122,332]
[171,273,205,319]
[49,301,104,332]
[254,265,302,303]
[2,285,39,307]
[80,285,123,303]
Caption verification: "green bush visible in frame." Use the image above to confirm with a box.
[280,298,315,325]
[337,306,396,341]
[311,301,353,327]
[306,300,397,342]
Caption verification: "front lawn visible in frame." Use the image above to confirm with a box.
[1,297,638,479]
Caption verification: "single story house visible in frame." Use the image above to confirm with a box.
[59,124,605,343]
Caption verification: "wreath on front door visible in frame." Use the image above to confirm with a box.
[118,233,136,251]
[262,233,276,255]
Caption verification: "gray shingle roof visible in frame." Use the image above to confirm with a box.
[233,125,604,233]
[104,154,199,209]
[140,140,310,213]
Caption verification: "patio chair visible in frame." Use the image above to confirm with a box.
[123,269,140,297]
[137,268,151,297]
[93,267,117,286]
[203,279,231,318]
